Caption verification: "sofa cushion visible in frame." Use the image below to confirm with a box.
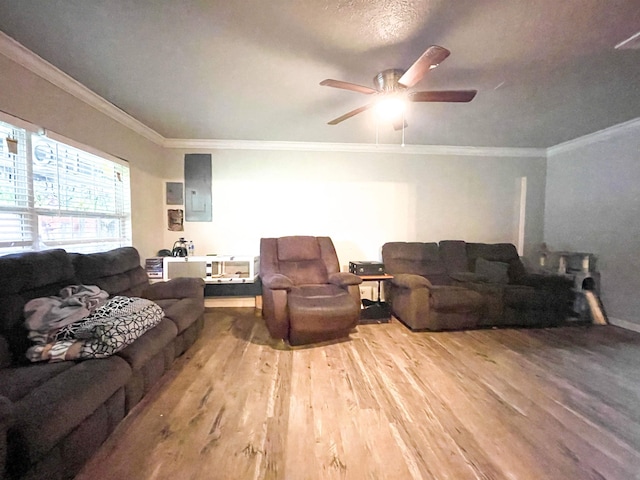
[159,298,204,334]
[429,286,483,313]
[71,247,149,297]
[116,318,177,371]
[466,243,527,283]
[0,249,77,364]
[278,259,329,286]
[276,236,321,262]
[504,286,554,310]
[507,258,527,283]
[10,356,131,463]
[382,242,449,285]
[467,242,519,265]
[0,362,75,402]
[287,285,359,345]
[0,336,11,369]
[271,238,328,285]
[438,240,469,273]
[475,258,510,284]
[449,272,489,283]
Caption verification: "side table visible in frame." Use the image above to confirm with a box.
[358,274,394,323]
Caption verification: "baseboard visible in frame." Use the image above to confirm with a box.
[607,317,640,333]
[205,297,257,308]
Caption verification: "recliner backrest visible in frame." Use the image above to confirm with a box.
[0,249,77,365]
[70,247,149,297]
[382,242,450,285]
[466,243,526,282]
[438,240,469,273]
[260,236,340,286]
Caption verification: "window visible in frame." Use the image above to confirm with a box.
[0,116,131,254]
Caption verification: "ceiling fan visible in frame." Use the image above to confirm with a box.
[320,45,477,130]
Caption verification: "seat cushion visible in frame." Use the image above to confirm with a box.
[287,285,359,345]
[429,286,484,313]
[0,362,75,402]
[10,355,131,463]
[503,285,554,310]
[157,298,204,335]
[116,318,177,371]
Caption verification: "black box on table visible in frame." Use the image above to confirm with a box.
[349,261,385,275]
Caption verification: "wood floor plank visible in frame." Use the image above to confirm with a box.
[433,329,639,479]
[77,310,640,480]
[484,327,640,450]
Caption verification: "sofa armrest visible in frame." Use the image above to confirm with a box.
[0,395,14,477]
[391,273,432,289]
[261,273,294,290]
[142,277,205,300]
[328,272,362,288]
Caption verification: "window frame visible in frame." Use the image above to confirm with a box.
[0,111,132,255]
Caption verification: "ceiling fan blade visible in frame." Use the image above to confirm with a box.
[409,90,477,103]
[393,118,408,131]
[398,45,451,88]
[320,79,377,95]
[327,104,373,125]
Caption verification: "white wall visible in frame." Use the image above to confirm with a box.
[0,52,167,260]
[545,120,640,327]
[163,148,547,270]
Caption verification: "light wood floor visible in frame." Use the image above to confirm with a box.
[76,309,640,480]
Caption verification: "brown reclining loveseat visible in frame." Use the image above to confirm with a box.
[382,241,573,331]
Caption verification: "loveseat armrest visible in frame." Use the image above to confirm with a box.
[328,272,363,288]
[0,395,14,477]
[392,273,432,289]
[261,273,294,291]
[142,277,205,301]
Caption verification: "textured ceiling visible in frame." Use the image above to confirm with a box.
[0,0,639,148]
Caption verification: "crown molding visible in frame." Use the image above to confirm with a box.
[7,30,631,159]
[163,138,546,157]
[547,117,640,157]
[0,31,165,146]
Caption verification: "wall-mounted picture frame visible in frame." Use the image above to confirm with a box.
[166,182,184,205]
[167,209,184,231]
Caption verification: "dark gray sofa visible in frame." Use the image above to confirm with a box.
[0,247,205,480]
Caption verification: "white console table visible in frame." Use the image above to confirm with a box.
[161,255,259,284]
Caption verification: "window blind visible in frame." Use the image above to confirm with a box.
[0,116,131,254]
[0,121,34,250]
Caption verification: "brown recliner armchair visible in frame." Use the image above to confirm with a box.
[259,236,362,346]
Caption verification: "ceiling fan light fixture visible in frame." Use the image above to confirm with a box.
[321,45,473,127]
[374,95,406,121]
